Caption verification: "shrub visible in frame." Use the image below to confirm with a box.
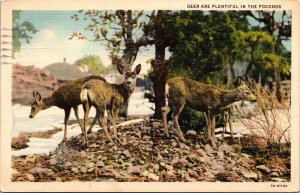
[236,84,291,145]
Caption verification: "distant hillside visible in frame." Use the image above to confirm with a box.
[12,64,59,105]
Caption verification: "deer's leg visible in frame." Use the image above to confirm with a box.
[82,101,90,147]
[111,107,119,139]
[209,113,217,149]
[87,110,99,134]
[161,106,171,137]
[228,111,234,139]
[106,109,113,133]
[73,106,83,134]
[223,111,229,140]
[63,108,71,142]
[173,106,186,142]
[97,109,113,143]
[204,112,212,141]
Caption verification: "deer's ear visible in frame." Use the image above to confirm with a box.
[134,64,141,75]
[33,91,36,98]
[35,92,42,102]
[235,76,244,86]
[117,63,126,75]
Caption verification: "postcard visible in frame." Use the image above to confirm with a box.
[1,0,299,192]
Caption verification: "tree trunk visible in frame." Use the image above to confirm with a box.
[226,62,235,85]
[152,11,168,119]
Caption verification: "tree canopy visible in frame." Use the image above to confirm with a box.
[74,55,112,75]
[12,11,38,58]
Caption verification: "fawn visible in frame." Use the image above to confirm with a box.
[161,76,256,148]
[80,63,141,146]
[30,75,106,141]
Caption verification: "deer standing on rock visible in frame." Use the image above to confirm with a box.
[30,75,106,141]
[161,76,256,148]
[80,63,141,147]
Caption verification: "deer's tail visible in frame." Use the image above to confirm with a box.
[80,88,89,103]
[165,82,170,106]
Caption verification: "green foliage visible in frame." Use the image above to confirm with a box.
[166,11,249,83]
[74,55,111,75]
[256,53,290,75]
[12,11,38,58]
[178,107,206,132]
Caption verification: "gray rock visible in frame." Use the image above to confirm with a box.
[171,141,177,147]
[122,150,131,158]
[71,167,79,174]
[85,161,95,168]
[271,177,287,182]
[160,162,166,167]
[80,166,87,174]
[49,159,57,165]
[153,164,160,170]
[204,171,215,179]
[12,169,19,175]
[96,161,105,167]
[29,167,46,174]
[241,153,251,159]
[55,177,62,182]
[256,165,271,173]
[148,173,159,181]
[65,161,72,167]
[127,165,143,175]
[270,171,279,177]
[217,151,224,159]
[218,144,233,154]
[241,170,258,179]
[189,153,197,159]
[204,144,213,154]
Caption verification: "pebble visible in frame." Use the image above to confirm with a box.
[96,161,105,167]
[71,167,79,174]
[85,161,95,168]
[270,171,279,177]
[256,165,271,173]
[49,159,57,165]
[55,177,62,182]
[271,177,287,182]
[148,173,159,181]
[80,167,87,174]
[26,173,35,181]
[241,171,258,179]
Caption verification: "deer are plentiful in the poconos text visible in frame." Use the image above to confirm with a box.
[30,75,106,141]
[80,63,141,147]
[161,76,256,148]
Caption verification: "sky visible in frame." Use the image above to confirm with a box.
[14,11,155,74]
[14,10,291,74]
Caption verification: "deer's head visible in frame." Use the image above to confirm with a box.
[29,91,44,118]
[117,63,141,92]
[236,79,257,102]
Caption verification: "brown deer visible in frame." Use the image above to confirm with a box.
[161,76,256,148]
[30,75,106,141]
[80,63,141,146]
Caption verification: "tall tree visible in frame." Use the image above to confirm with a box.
[12,11,38,58]
[244,11,291,99]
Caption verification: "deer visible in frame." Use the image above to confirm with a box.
[30,75,106,141]
[161,76,256,148]
[80,63,141,147]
